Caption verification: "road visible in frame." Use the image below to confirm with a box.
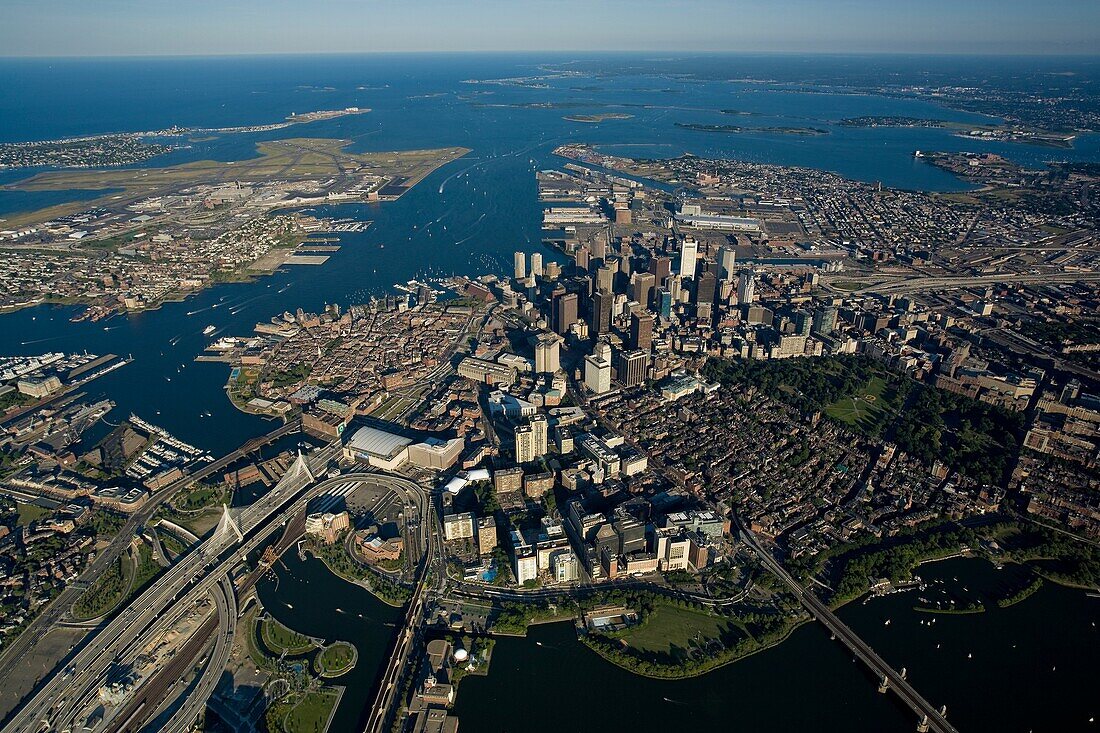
[0,420,300,721]
[842,271,1100,296]
[362,476,440,733]
[741,530,958,733]
[0,440,339,733]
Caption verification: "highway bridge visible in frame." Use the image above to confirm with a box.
[0,439,340,733]
[362,476,442,733]
[0,420,300,722]
[742,530,958,733]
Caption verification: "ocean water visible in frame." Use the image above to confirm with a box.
[2,53,1099,732]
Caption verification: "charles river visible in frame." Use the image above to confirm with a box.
[1,54,1097,731]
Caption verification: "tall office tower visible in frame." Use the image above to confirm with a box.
[596,266,615,295]
[554,292,578,335]
[530,252,544,278]
[718,245,737,281]
[530,414,549,456]
[591,236,607,263]
[812,305,838,335]
[575,246,591,272]
[630,272,655,310]
[615,349,649,388]
[737,270,755,305]
[595,340,612,362]
[695,270,717,305]
[667,274,683,303]
[591,290,613,335]
[649,255,671,286]
[584,350,612,394]
[534,332,561,374]
[514,423,536,463]
[793,310,812,337]
[655,288,673,319]
[678,237,698,280]
[618,254,632,277]
[514,251,526,280]
[630,311,654,351]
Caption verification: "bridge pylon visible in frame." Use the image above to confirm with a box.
[217,504,245,544]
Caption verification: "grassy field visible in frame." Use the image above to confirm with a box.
[824,375,903,435]
[3,138,470,227]
[261,617,318,656]
[620,603,741,656]
[14,502,51,526]
[72,556,131,620]
[279,690,339,733]
[314,641,357,677]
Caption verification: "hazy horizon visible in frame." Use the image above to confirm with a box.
[3,0,1098,58]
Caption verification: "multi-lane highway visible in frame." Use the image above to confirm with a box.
[841,271,1100,296]
[362,476,441,733]
[0,419,300,710]
[0,440,340,733]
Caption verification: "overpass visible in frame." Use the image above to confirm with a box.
[0,420,300,722]
[362,477,442,733]
[0,440,341,733]
[741,530,958,733]
[90,473,420,733]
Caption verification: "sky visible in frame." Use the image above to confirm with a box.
[2,0,1099,57]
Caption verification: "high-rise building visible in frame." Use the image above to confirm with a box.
[678,237,698,280]
[591,290,613,335]
[630,272,655,310]
[667,274,683,303]
[513,251,526,280]
[649,255,671,286]
[695,270,716,305]
[530,414,549,456]
[630,311,654,351]
[575,246,591,272]
[584,350,612,394]
[596,266,615,295]
[737,271,755,305]
[534,332,560,374]
[655,288,673,319]
[530,252,543,278]
[793,310,812,337]
[718,245,737,281]
[515,423,536,463]
[553,292,578,335]
[616,349,648,387]
[477,517,497,556]
[812,306,838,335]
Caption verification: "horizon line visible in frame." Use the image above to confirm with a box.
[3,49,1100,61]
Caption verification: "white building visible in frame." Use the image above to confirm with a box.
[678,237,698,279]
[513,251,526,280]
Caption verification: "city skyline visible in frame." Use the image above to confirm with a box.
[3,0,1100,57]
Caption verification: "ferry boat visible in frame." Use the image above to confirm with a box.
[202,325,217,336]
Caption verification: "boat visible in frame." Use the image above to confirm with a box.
[203,325,217,336]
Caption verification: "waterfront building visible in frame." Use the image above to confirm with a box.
[529,251,543,277]
[305,510,350,544]
[513,251,526,280]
